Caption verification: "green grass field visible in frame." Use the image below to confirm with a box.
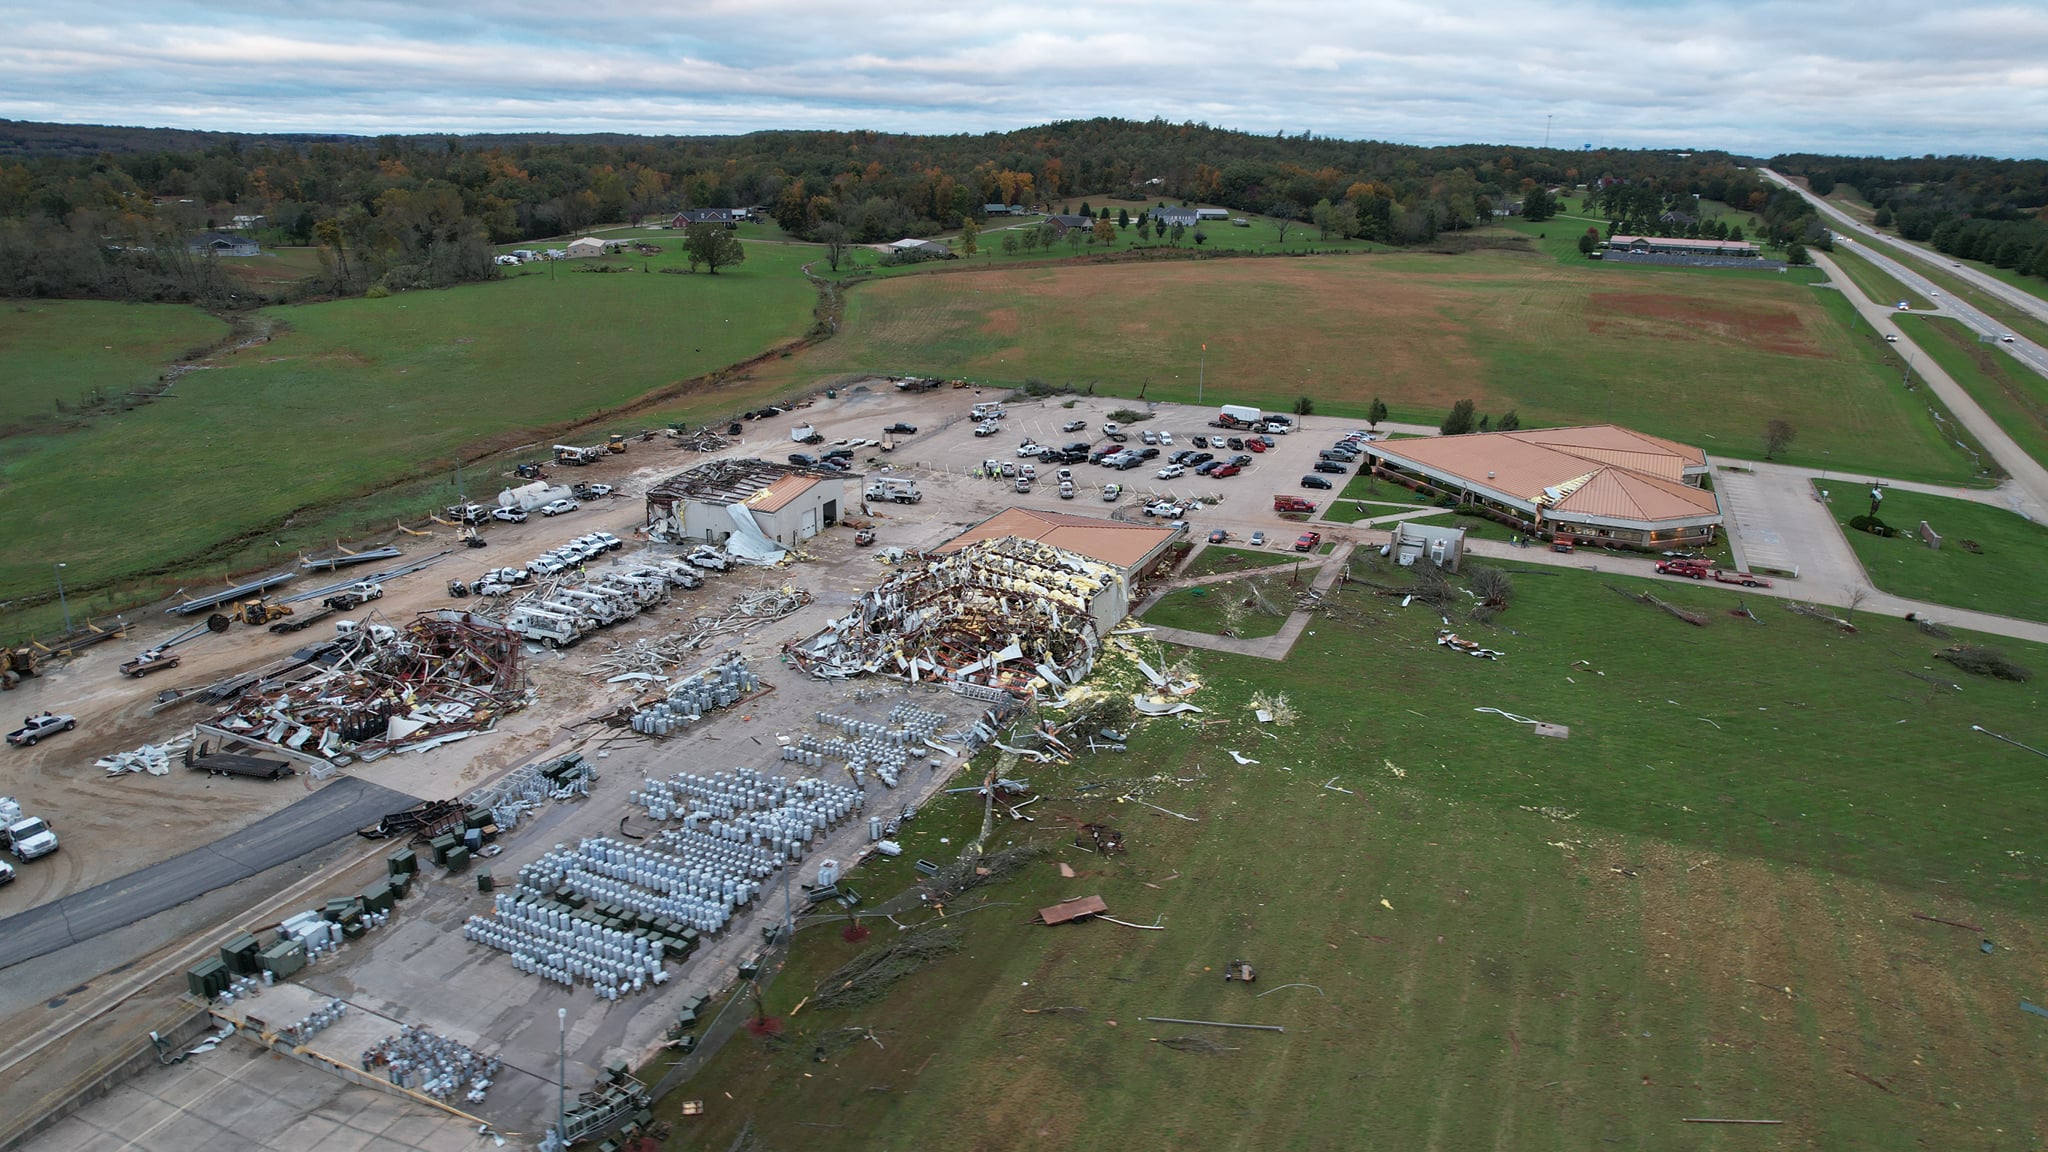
[0,301,229,430]
[1140,578,1292,637]
[1176,544,1295,579]
[1824,485,2048,621]
[669,563,2048,1149]
[0,243,819,628]
[1827,245,1931,311]
[1899,314,2048,474]
[771,250,1984,484]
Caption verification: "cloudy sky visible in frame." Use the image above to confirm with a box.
[2,0,2044,157]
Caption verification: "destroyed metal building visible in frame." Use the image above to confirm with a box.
[643,459,856,551]
[791,535,1128,698]
[196,611,528,769]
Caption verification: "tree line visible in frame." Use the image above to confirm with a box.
[0,115,1762,304]
[1773,153,2048,281]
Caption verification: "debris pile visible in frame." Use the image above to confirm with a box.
[362,1026,501,1104]
[627,655,764,736]
[812,922,963,1011]
[462,753,597,831]
[669,427,734,452]
[790,538,1119,697]
[98,736,193,777]
[1436,630,1504,659]
[206,612,525,768]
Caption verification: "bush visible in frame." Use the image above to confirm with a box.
[1435,495,1459,508]
[364,284,389,299]
[1106,408,1152,423]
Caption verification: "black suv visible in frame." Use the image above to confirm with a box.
[1313,461,1347,474]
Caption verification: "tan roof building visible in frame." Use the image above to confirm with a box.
[934,507,1180,573]
[1368,425,1721,547]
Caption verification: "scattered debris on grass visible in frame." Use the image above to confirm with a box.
[1973,725,2048,759]
[925,843,1048,898]
[1073,824,1125,855]
[1141,1016,1285,1033]
[813,923,963,1011]
[1437,630,1504,658]
[1037,895,1109,925]
[1247,690,1296,725]
[1256,983,1325,998]
[1912,912,1985,932]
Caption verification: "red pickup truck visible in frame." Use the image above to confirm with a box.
[1273,495,1317,513]
[1294,532,1322,552]
[1654,559,1709,579]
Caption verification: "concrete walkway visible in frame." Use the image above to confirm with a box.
[1142,542,1354,660]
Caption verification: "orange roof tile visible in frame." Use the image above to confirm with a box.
[934,507,1177,570]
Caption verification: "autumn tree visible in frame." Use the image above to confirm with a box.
[959,217,979,256]
[816,222,849,272]
[1762,419,1797,459]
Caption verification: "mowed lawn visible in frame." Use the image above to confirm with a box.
[0,300,229,429]
[1825,486,2048,621]
[670,566,2048,1150]
[1900,314,2048,474]
[0,243,817,606]
[784,252,1979,483]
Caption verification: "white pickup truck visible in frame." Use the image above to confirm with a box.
[6,712,75,747]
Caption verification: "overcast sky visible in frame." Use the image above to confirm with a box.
[2,0,2043,157]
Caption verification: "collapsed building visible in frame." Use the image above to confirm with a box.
[643,458,857,559]
[196,611,528,771]
[791,509,1180,699]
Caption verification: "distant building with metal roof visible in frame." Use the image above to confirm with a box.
[644,458,855,547]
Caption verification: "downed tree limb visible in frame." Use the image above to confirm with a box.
[1786,601,1857,632]
[1912,912,1985,932]
[1100,916,1167,930]
[1604,584,1708,627]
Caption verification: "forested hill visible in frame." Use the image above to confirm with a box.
[1772,153,2048,281]
[1,116,1763,303]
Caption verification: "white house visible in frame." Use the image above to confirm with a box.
[566,236,608,258]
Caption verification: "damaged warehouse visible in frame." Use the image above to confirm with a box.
[197,610,528,770]
[643,458,856,555]
[790,509,1178,698]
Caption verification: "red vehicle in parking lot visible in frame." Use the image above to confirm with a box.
[1246,439,1266,453]
[1294,531,1322,552]
[1654,559,1710,579]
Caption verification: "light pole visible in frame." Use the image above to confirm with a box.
[556,1007,568,1146]
[1197,344,1205,406]
[53,563,71,632]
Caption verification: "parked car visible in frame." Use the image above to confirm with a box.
[3,814,57,861]
[539,498,581,516]
[1294,532,1322,552]
[491,507,528,523]
[1313,461,1348,474]
[686,547,731,571]
[7,712,76,747]
[1056,468,1074,483]
[1212,464,1241,478]
[571,482,615,499]
[1195,461,1221,475]
[1249,530,1267,547]
[1000,461,1017,477]
[1300,475,1333,490]
[1020,463,1037,481]
[1226,437,1245,451]
[1231,454,1252,467]
[1208,528,1229,544]
[885,422,918,434]
[1102,483,1123,502]
[1061,419,1088,433]
[1145,501,1184,518]
[1655,559,1710,579]
[1141,430,1159,445]
[1246,439,1266,453]
[1158,431,1174,445]
[1156,464,1185,479]
[1017,441,1043,457]
[1137,447,1160,460]
[974,422,1000,437]
[1192,435,1211,448]
[1259,435,1276,448]
[788,452,818,466]
[1188,451,1214,466]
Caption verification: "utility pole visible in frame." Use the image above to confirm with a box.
[556,1007,568,1148]
[1198,344,1206,406]
[53,563,71,632]
[1902,350,1916,389]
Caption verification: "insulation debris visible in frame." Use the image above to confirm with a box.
[98,736,193,776]
[1437,630,1504,659]
[463,754,596,831]
[362,1026,501,1104]
[790,537,1120,698]
[204,611,526,769]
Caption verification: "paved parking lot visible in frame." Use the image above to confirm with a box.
[1709,459,1868,591]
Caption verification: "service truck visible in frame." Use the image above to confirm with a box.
[3,812,59,861]
[866,477,924,504]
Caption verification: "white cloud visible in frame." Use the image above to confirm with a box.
[0,0,2042,155]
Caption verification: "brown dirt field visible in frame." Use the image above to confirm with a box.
[1586,291,1824,359]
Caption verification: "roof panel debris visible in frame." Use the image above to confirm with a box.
[789,537,1122,699]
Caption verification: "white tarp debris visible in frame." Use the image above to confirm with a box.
[1227,750,1260,765]
[722,503,788,565]
[1132,697,1203,717]
[98,736,193,776]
